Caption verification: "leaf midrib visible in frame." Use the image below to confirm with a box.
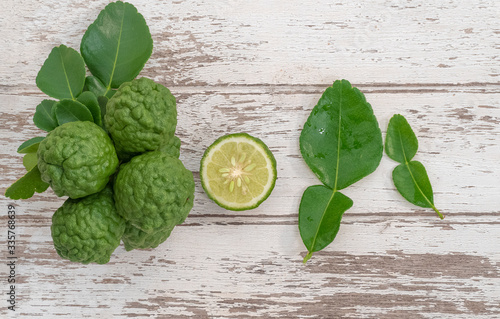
[308,84,343,254]
[397,127,443,219]
[58,48,75,100]
[105,5,126,96]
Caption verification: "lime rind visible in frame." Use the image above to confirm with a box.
[200,133,277,211]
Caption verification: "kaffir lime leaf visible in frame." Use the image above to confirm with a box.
[200,133,277,211]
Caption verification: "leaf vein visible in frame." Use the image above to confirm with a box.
[105,5,126,95]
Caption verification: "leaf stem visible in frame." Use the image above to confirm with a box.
[303,251,313,264]
[431,205,444,220]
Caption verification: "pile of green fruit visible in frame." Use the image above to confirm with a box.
[5,2,194,264]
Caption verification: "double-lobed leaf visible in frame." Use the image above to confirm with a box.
[5,166,49,200]
[17,136,45,172]
[36,45,86,100]
[385,114,443,219]
[80,1,153,95]
[299,79,383,262]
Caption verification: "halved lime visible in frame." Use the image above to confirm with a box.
[200,133,277,211]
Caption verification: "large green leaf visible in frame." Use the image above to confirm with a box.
[385,114,418,164]
[299,185,353,263]
[77,91,102,126]
[33,100,58,132]
[385,114,443,219]
[298,80,383,262]
[80,1,153,95]
[35,45,86,100]
[300,79,383,190]
[54,99,94,125]
[5,166,49,200]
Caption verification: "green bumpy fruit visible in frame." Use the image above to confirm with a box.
[105,77,177,157]
[51,187,126,264]
[114,151,194,236]
[158,135,181,158]
[37,121,119,199]
[122,222,175,251]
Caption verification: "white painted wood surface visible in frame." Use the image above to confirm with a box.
[1,0,499,318]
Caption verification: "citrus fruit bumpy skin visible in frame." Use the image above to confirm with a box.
[200,133,277,211]
[37,121,119,199]
[104,77,177,158]
[121,222,175,251]
[113,151,195,235]
[158,135,181,159]
[51,187,126,264]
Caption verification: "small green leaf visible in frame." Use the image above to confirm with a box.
[17,137,45,153]
[54,99,94,125]
[23,153,38,171]
[386,114,443,219]
[33,100,58,132]
[77,91,102,126]
[36,45,86,100]
[393,161,443,219]
[299,185,353,263]
[385,114,418,163]
[84,76,107,97]
[5,166,49,200]
[80,1,153,95]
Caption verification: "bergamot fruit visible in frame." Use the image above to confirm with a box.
[104,77,177,158]
[51,187,126,264]
[113,151,194,234]
[158,135,181,159]
[37,121,118,199]
[122,222,175,251]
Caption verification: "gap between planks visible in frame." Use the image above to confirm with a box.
[2,82,500,97]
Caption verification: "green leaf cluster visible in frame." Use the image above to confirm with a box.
[299,80,383,263]
[385,114,443,219]
[298,83,445,263]
[6,1,153,201]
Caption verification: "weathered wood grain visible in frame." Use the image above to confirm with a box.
[1,0,499,94]
[1,0,499,318]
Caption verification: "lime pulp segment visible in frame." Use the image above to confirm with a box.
[201,134,276,210]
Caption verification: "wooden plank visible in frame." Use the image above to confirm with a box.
[2,91,499,217]
[4,222,500,318]
[1,0,499,95]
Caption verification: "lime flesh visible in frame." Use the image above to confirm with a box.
[200,133,277,211]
